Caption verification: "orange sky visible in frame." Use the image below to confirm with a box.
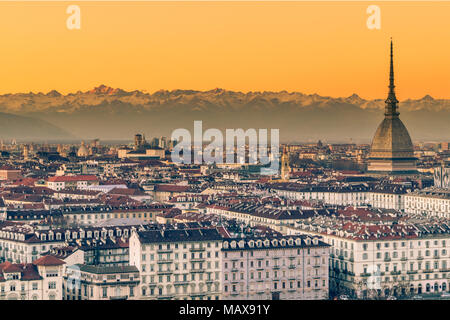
[0,1,449,99]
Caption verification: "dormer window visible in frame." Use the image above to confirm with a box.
[223,242,229,249]
[238,240,245,248]
[271,239,278,247]
[264,240,270,247]
[248,240,254,248]
[280,239,286,246]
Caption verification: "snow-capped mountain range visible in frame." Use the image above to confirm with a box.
[0,85,448,141]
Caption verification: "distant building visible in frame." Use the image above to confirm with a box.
[434,161,450,189]
[404,188,450,218]
[47,175,99,191]
[77,141,89,158]
[0,166,22,181]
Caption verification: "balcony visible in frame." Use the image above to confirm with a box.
[360,273,371,277]
[390,271,401,275]
[157,249,173,254]
[400,257,408,261]
[189,247,206,252]
[156,270,172,275]
[433,255,440,259]
[417,256,424,260]
[110,295,128,300]
[190,269,205,273]
[157,260,173,264]
[407,270,417,274]
[384,257,391,262]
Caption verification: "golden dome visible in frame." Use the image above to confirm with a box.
[77,141,89,157]
[369,117,414,159]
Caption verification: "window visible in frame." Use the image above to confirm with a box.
[48,282,56,289]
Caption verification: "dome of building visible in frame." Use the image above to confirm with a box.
[77,141,89,157]
[370,117,414,159]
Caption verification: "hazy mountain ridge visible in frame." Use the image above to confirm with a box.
[0,112,72,140]
[0,85,448,141]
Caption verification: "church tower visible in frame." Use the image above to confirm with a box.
[367,40,417,174]
[280,146,290,181]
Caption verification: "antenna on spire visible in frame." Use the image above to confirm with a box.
[385,38,399,117]
[389,38,395,92]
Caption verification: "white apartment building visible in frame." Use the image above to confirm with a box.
[0,223,134,264]
[129,228,222,300]
[290,221,450,298]
[221,235,330,300]
[0,255,65,300]
[46,175,99,191]
[404,188,450,218]
[273,185,407,211]
[64,264,140,300]
[204,202,335,232]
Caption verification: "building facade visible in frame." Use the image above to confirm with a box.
[221,235,329,300]
[129,228,222,300]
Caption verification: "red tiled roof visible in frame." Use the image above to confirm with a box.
[155,185,191,192]
[32,255,66,266]
[48,175,98,183]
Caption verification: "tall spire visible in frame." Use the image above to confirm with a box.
[385,38,399,117]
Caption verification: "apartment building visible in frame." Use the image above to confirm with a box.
[291,216,450,298]
[46,175,99,191]
[0,223,135,264]
[0,255,65,300]
[404,188,450,218]
[129,227,222,300]
[221,235,330,300]
[273,185,408,211]
[64,264,140,300]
